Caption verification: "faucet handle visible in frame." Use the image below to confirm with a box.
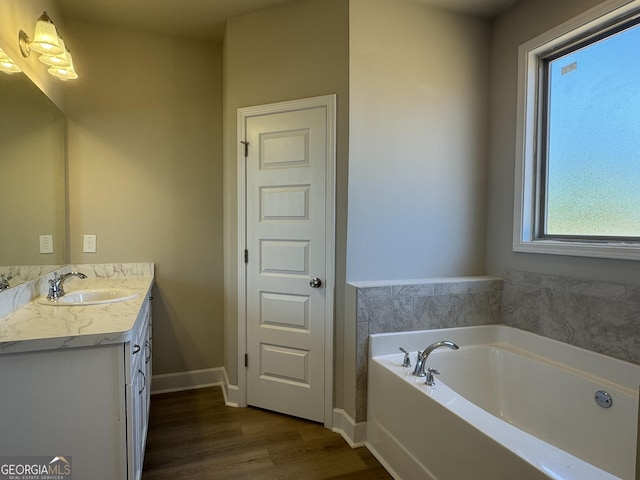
[399,347,411,367]
[425,367,440,386]
[49,272,60,285]
[0,274,11,290]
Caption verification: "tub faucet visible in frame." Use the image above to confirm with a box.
[412,341,459,377]
[47,272,87,299]
[0,274,12,291]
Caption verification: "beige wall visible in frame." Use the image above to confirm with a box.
[65,21,224,375]
[0,0,67,108]
[222,0,350,392]
[486,0,640,286]
[344,0,490,422]
[348,0,490,282]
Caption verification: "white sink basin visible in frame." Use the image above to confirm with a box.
[38,288,138,306]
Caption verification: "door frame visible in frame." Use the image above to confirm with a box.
[236,94,336,427]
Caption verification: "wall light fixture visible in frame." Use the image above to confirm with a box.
[0,47,22,74]
[18,12,78,80]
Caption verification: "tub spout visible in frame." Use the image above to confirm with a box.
[412,341,459,377]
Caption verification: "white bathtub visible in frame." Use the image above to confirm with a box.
[367,325,639,480]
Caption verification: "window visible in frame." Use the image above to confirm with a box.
[514,0,640,260]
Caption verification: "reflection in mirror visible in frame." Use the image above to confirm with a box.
[0,58,67,290]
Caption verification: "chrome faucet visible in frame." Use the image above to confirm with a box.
[0,274,12,291]
[412,340,459,378]
[399,347,411,367]
[47,272,87,299]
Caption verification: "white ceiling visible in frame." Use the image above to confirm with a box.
[55,0,519,43]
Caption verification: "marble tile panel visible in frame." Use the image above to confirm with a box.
[364,296,414,335]
[355,322,370,422]
[355,364,368,422]
[356,291,371,324]
[392,283,435,298]
[538,291,586,348]
[356,321,369,377]
[541,288,590,325]
[504,269,543,286]
[501,281,543,333]
[388,297,414,333]
[583,298,640,364]
[434,279,503,296]
[412,295,452,330]
[449,292,499,327]
[543,274,626,300]
[358,286,392,299]
[625,285,640,304]
[366,297,393,334]
[433,282,454,295]
[487,290,503,324]
[588,296,634,327]
[449,294,479,327]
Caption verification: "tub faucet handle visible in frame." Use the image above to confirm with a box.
[399,347,411,367]
[425,368,440,386]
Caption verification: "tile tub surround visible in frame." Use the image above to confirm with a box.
[502,269,640,365]
[350,276,503,422]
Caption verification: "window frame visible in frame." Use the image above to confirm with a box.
[513,0,640,260]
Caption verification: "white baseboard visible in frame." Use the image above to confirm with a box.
[332,408,367,447]
[151,367,226,395]
[223,383,241,407]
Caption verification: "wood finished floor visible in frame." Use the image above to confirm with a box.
[142,387,392,480]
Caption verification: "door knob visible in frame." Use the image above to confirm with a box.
[310,277,323,288]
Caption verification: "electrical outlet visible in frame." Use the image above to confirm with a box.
[83,234,97,253]
[39,234,54,254]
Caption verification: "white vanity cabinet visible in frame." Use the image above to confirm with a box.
[126,296,152,480]
[0,293,153,480]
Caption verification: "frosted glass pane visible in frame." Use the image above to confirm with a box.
[546,23,640,237]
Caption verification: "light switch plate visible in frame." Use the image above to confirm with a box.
[39,235,54,254]
[83,234,97,253]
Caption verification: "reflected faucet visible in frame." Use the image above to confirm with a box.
[412,341,459,378]
[0,274,12,291]
[47,272,87,299]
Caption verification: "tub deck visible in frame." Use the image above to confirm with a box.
[367,325,639,480]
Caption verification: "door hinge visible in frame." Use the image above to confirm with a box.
[244,249,249,263]
[244,353,248,368]
[241,141,249,157]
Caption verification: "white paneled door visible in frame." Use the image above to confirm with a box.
[241,96,335,423]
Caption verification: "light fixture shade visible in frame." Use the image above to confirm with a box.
[39,37,71,67]
[48,50,78,80]
[0,48,22,73]
[0,60,22,73]
[30,12,64,56]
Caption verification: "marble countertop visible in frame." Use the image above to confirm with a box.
[0,275,154,355]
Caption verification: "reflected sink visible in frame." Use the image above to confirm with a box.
[37,288,138,306]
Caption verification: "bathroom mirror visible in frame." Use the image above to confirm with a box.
[0,67,67,289]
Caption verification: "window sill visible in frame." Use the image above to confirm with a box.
[513,238,640,261]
